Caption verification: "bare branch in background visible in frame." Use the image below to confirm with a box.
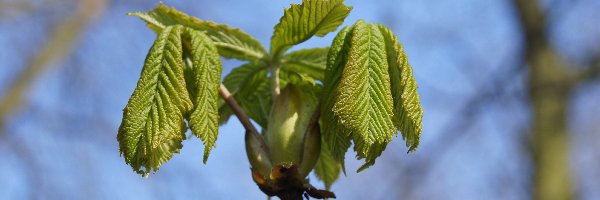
[0,0,108,133]
[512,0,578,199]
[575,54,600,83]
[391,0,600,198]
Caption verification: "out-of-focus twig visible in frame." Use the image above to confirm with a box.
[512,0,576,199]
[0,0,107,134]
[574,54,600,83]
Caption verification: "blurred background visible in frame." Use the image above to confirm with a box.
[1,0,599,199]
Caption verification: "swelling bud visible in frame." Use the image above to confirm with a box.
[266,84,317,167]
[245,83,333,199]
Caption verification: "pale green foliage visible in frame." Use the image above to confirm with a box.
[117,26,193,175]
[321,26,353,168]
[117,25,223,175]
[270,0,352,58]
[120,0,422,191]
[322,20,423,172]
[378,25,423,152]
[335,21,396,171]
[184,29,223,163]
[130,3,267,61]
[281,47,329,81]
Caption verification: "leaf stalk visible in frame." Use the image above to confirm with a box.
[219,84,260,135]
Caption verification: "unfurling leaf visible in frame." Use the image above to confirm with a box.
[270,0,352,58]
[130,3,267,61]
[184,29,223,163]
[117,26,192,175]
[321,20,422,172]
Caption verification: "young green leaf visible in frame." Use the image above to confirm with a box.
[281,47,329,81]
[117,26,193,175]
[183,28,222,163]
[322,20,421,172]
[334,20,396,171]
[130,3,267,61]
[222,63,267,95]
[378,25,423,152]
[321,26,353,168]
[270,0,352,58]
[314,140,341,190]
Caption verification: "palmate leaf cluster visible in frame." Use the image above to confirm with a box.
[322,21,422,172]
[117,25,221,175]
[118,0,422,189]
